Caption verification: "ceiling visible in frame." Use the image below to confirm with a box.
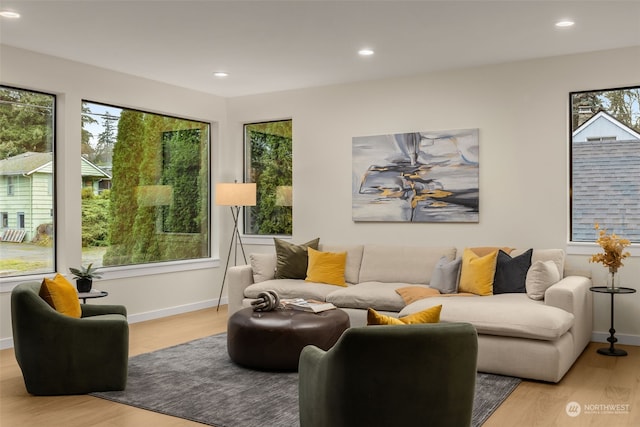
[1,1,639,98]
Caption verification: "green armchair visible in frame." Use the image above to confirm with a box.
[11,281,129,395]
[299,322,478,427]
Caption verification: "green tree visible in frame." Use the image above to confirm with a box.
[0,86,54,159]
[162,128,202,234]
[81,104,97,159]
[131,114,162,263]
[94,111,117,165]
[103,110,144,266]
[605,88,640,131]
[247,127,292,235]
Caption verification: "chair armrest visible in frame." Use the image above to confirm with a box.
[82,304,127,318]
[228,264,255,316]
[299,345,330,427]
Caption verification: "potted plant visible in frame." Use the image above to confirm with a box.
[69,263,102,293]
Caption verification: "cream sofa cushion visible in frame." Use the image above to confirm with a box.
[326,282,430,312]
[244,279,340,301]
[249,253,277,283]
[399,293,574,341]
[526,260,561,300]
[359,245,456,285]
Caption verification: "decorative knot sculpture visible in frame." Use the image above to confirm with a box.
[251,290,280,312]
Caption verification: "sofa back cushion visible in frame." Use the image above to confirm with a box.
[318,244,364,284]
[511,248,565,278]
[359,245,457,285]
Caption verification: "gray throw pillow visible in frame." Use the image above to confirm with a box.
[274,238,320,279]
[430,256,461,294]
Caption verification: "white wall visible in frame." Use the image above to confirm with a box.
[0,45,231,345]
[228,46,640,344]
[2,44,639,347]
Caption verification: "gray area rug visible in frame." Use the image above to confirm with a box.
[92,334,520,427]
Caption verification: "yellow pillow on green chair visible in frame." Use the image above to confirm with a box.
[458,248,498,296]
[305,247,347,287]
[39,273,82,318]
[367,305,442,325]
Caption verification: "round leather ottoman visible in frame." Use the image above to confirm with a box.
[227,307,350,371]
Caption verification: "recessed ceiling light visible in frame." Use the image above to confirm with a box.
[555,20,575,28]
[358,48,375,56]
[0,10,20,18]
[213,72,229,78]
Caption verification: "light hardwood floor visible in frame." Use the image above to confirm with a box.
[1,307,638,427]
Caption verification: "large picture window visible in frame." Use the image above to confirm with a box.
[570,86,640,243]
[81,101,210,267]
[0,86,56,277]
[244,120,292,236]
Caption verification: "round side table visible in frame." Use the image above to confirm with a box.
[589,286,636,356]
[77,290,108,304]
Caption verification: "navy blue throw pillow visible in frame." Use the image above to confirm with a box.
[493,249,533,294]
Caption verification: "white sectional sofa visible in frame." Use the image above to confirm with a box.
[227,244,592,383]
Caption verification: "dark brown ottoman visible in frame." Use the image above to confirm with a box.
[227,307,350,371]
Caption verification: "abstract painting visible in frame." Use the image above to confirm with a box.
[352,129,479,222]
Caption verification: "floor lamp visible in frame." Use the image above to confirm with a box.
[215,182,257,311]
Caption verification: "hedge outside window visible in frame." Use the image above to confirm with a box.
[0,85,56,278]
[244,120,292,236]
[570,86,640,243]
[81,101,210,268]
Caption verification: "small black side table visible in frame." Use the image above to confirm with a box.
[77,290,108,304]
[589,286,636,356]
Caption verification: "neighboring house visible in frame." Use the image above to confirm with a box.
[572,112,640,242]
[0,152,111,242]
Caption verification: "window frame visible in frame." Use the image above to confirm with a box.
[242,119,293,242]
[80,100,213,270]
[0,85,57,282]
[568,85,640,256]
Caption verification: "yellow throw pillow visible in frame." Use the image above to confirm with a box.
[39,273,82,318]
[367,305,442,325]
[458,248,498,296]
[305,247,347,287]
[395,286,441,305]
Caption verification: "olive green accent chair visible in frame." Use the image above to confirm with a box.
[11,281,129,395]
[299,322,478,427]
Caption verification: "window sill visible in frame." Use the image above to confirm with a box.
[0,257,220,293]
[241,235,291,246]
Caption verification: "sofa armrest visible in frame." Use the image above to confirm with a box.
[228,264,255,316]
[545,275,593,357]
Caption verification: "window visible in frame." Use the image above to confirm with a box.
[81,101,210,268]
[244,120,292,236]
[7,176,15,196]
[0,86,56,277]
[570,86,640,243]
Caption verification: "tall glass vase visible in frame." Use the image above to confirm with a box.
[607,271,617,292]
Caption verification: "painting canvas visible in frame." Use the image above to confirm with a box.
[353,129,479,222]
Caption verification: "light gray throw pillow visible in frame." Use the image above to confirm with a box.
[526,260,560,300]
[429,256,461,294]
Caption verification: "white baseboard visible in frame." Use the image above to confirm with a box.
[0,297,228,351]
[591,332,640,346]
[1,337,13,350]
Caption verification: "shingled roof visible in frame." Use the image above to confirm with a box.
[0,152,110,178]
[0,152,53,175]
[572,139,640,242]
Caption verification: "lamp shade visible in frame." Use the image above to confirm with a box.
[215,182,257,206]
